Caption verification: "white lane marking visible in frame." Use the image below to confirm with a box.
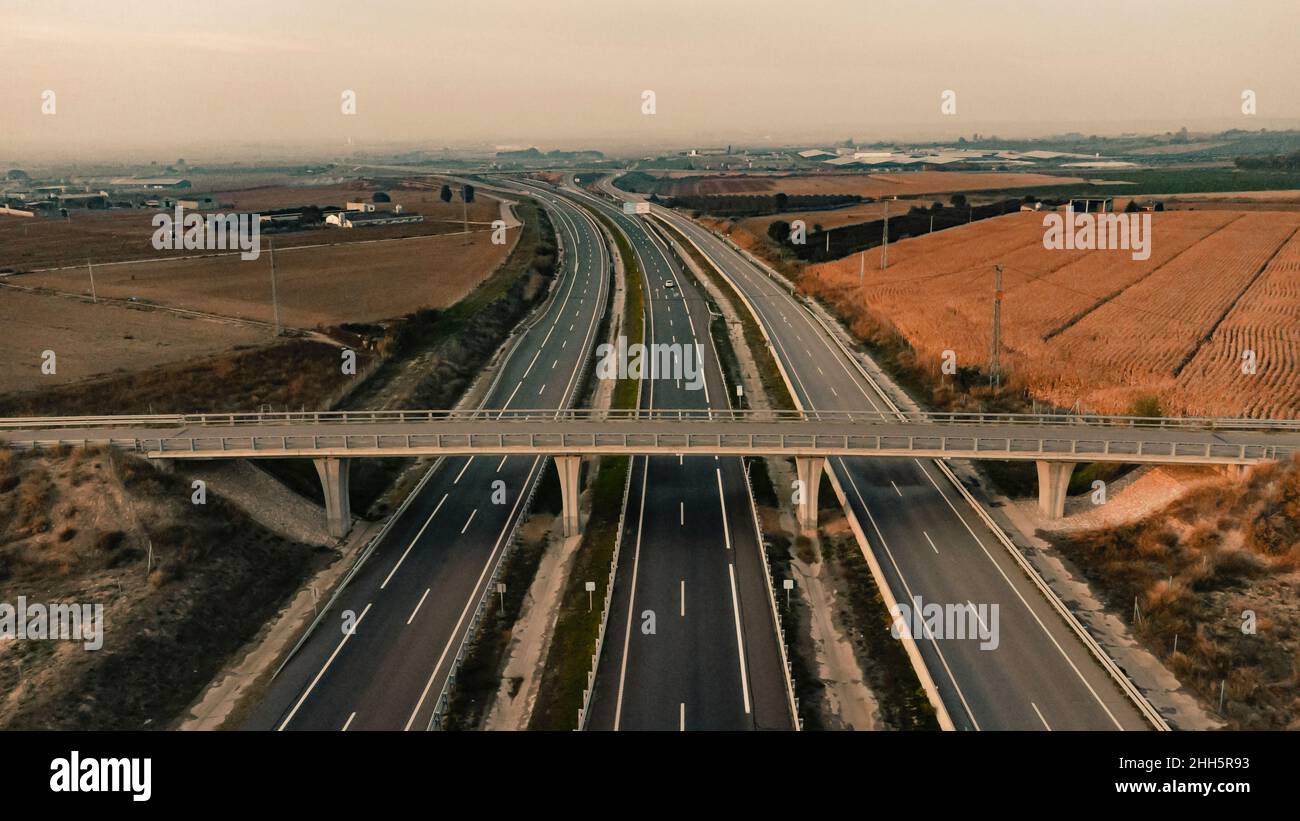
[679,501,684,526]
[569,323,574,331]
[497,455,507,471]
[680,703,686,731]
[404,456,545,731]
[551,359,558,369]
[830,386,839,397]
[407,588,431,625]
[278,602,373,730]
[538,383,546,395]
[342,712,356,731]
[562,339,567,349]
[1031,702,1052,730]
[923,531,939,554]
[523,349,542,378]
[680,580,685,617]
[499,382,522,414]
[381,493,448,589]
[453,456,475,484]
[966,600,990,633]
[913,458,1126,730]
[727,563,752,715]
[716,469,733,551]
[838,459,980,729]
[614,458,651,730]
[891,480,903,497]
[461,508,478,534]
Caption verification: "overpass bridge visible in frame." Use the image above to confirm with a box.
[3,409,1297,537]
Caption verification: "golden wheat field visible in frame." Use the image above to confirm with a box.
[802,210,1300,418]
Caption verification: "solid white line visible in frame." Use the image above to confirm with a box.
[523,349,542,378]
[1031,702,1052,730]
[716,468,732,550]
[380,493,448,589]
[460,509,478,534]
[278,602,373,730]
[923,531,939,554]
[407,588,431,625]
[891,480,903,497]
[342,712,356,731]
[727,563,752,715]
[613,457,651,730]
[496,455,507,471]
[453,456,474,484]
[913,458,1126,730]
[403,456,545,731]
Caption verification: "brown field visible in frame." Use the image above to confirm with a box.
[651,171,1081,198]
[0,287,268,395]
[0,183,503,271]
[802,210,1300,418]
[17,225,520,329]
[740,200,935,238]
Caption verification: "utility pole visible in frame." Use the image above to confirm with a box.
[929,214,934,234]
[858,248,865,283]
[880,198,890,270]
[86,258,97,303]
[991,264,1004,388]
[269,238,281,336]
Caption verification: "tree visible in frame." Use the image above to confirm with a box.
[440,184,452,203]
[373,191,391,203]
[463,184,475,203]
[951,193,968,209]
[1124,199,1140,213]
[774,192,789,213]
[6,169,30,181]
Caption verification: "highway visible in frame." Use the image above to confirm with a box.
[536,181,794,730]
[243,183,610,731]
[634,187,1158,730]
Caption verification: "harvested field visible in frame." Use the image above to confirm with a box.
[0,287,268,395]
[643,171,1081,199]
[0,184,503,271]
[16,226,520,329]
[802,210,1300,418]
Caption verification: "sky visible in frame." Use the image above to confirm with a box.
[3,0,1299,161]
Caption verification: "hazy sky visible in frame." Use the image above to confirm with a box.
[3,0,1299,160]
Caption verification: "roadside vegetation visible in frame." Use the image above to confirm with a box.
[529,208,643,729]
[1049,455,1300,729]
[0,447,327,729]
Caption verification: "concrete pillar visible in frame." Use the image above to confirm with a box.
[555,456,582,538]
[1035,460,1075,520]
[313,457,352,539]
[795,456,826,533]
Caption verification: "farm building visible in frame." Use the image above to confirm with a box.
[326,210,424,228]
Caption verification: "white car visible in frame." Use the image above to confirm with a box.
[664,281,676,289]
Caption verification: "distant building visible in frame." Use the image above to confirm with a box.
[110,177,192,190]
[345,201,376,212]
[167,195,218,210]
[327,211,424,228]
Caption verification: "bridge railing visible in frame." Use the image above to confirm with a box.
[2,408,1299,432]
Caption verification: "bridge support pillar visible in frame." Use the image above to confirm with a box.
[1035,460,1075,520]
[795,456,826,533]
[556,456,582,538]
[314,457,353,539]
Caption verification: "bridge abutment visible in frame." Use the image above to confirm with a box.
[314,457,353,539]
[795,455,826,533]
[1035,460,1075,519]
[555,455,582,537]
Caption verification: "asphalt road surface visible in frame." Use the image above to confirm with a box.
[245,184,609,731]
[645,194,1153,731]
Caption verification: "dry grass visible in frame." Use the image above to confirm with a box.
[801,210,1300,417]
[0,286,268,395]
[17,226,519,329]
[1052,456,1300,729]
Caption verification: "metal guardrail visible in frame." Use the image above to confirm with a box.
[2,407,1299,431]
